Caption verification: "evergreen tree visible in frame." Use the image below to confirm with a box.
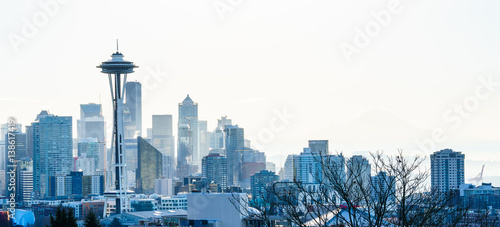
[47,205,78,227]
[110,217,121,227]
[84,210,102,227]
[67,209,78,227]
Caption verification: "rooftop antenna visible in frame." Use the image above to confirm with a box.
[116,39,119,53]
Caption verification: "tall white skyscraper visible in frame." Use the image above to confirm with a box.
[431,149,465,192]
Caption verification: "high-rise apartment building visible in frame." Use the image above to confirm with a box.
[251,170,279,200]
[82,175,104,196]
[431,149,465,192]
[346,155,371,200]
[32,111,73,198]
[295,145,345,185]
[202,153,227,192]
[371,171,395,204]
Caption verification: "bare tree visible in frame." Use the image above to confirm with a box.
[232,150,472,227]
[230,193,274,227]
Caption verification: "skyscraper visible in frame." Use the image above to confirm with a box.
[76,154,96,176]
[308,140,329,154]
[152,115,175,179]
[177,95,198,178]
[121,82,142,184]
[25,125,34,164]
[371,171,395,204]
[152,115,175,157]
[283,155,296,182]
[295,148,321,184]
[124,137,139,180]
[83,175,105,196]
[266,162,276,173]
[4,125,28,200]
[77,138,100,173]
[209,116,232,155]
[210,129,224,152]
[136,137,163,194]
[198,120,210,163]
[346,155,371,200]
[250,169,279,201]
[162,155,175,179]
[431,149,465,192]
[202,153,227,192]
[224,125,244,186]
[18,160,33,202]
[295,145,345,185]
[31,111,73,198]
[80,103,101,118]
[0,123,22,171]
[4,130,27,161]
[177,124,192,178]
[154,178,174,196]
[240,148,267,188]
[218,116,232,129]
[77,103,105,170]
[124,81,142,138]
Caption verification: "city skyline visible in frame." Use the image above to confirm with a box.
[4,92,497,183]
[3,1,500,226]
[1,1,500,182]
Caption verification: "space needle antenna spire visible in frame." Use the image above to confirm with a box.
[116,39,119,53]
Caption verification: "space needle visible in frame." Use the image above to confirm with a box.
[97,41,137,215]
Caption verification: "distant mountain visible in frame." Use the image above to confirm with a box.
[320,108,426,153]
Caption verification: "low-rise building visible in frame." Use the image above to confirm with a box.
[457,183,500,209]
[157,194,188,210]
[186,193,247,227]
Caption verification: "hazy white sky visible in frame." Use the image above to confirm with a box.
[1,0,500,179]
